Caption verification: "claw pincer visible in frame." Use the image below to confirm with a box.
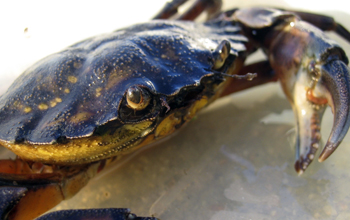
[234,7,350,173]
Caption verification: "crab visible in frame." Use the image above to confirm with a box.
[1,0,350,219]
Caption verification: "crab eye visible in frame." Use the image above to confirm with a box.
[213,40,231,70]
[126,86,151,110]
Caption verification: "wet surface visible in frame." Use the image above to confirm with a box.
[51,85,350,219]
[1,0,350,219]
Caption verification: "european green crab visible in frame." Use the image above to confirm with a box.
[1,0,350,219]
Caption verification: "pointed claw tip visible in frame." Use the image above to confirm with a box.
[297,170,304,176]
[318,151,330,162]
[319,142,338,162]
[318,153,327,162]
[294,161,304,175]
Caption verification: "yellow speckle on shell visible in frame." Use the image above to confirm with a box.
[38,103,49,110]
[95,87,102,97]
[50,100,57,107]
[13,100,21,108]
[68,76,78,83]
[70,112,93,124]
[24,106,32,113]
[50,97,63,107]
[73,62,82,69]
[64,88,70,93]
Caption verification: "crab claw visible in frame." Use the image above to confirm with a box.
[233,7,350,173]
[267,19,350,174]
[291,59,350,174]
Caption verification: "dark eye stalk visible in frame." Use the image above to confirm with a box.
[213,40,231,70]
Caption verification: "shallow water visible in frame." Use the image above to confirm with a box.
[1,1,350,219]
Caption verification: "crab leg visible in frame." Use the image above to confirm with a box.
[233,8,350,173]
[282,9,350,43]
[0,159,103,219]
[35,208,155,220]
[153,0,222,20]
[0,187,27,220]
[152,0,188,19]
[0,185,152,220]
[0,157,158,220]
